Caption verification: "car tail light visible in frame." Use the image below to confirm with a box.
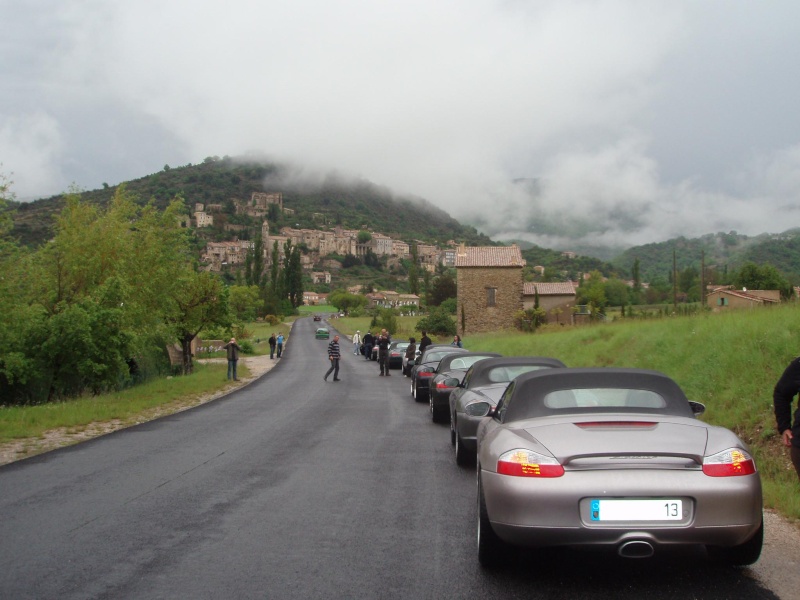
[702,448,757,477]
[418,368,434,377]
[497,449,564,477]
[435,381,454,389]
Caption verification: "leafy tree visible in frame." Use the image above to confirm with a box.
[735,262,792,298]
[328,290,367,316]
[576,270,607,311]
[428,272,457,306]
[514,307,547,332]
[416,306,456,336]
[165,271,231,375]
[229,285,261,321]
[604,277,630,307]
[357,230,372,244]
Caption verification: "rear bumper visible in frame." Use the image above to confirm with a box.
[481,468,762,549]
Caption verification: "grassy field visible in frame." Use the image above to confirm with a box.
[3,306,800,519]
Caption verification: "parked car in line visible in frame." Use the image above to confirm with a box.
[427,352,502,424]
[313,315,322,322]
[409,346,469,403]
[450,356,566,465]
[315,327,330,339]
[475,368,763,567]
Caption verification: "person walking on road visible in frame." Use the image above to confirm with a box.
[324,335,341,382]
[276,333,285,358]
[404,337,416,377]
[352,330,362,355]
[377,329,392,376]
[363,331,374,361]
[268,333,277,359]
[223,337,242,381]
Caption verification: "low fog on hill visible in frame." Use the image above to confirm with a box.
[3,2,800,250]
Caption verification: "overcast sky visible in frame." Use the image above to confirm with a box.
[2,1,799,248]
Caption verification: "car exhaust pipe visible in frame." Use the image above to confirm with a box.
[618,540,655,559]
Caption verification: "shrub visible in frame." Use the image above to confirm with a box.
[416,307,456,336]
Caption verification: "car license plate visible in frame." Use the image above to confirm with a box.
[590,499,682,521]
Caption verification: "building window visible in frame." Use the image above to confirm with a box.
[487,287,497,307]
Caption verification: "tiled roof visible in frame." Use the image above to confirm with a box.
[523,282,577,296]
[455,245,525,267]
[710,289,779,304]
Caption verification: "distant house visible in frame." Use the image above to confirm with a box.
[706,288,780,311]
[455,245,525,335]
[522,282,577,323]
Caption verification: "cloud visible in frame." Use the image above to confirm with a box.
[2,1,800,249]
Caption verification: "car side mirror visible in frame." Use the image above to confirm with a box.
[688,401,706,416]
[465,401,493,418]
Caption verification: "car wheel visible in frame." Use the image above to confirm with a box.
[450,414,456,446]
[411,380,416,400]
[706,518,764,566]
[478,474,509,567]
[455,430,472,466]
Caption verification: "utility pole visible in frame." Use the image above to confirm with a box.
[673,248,678,312]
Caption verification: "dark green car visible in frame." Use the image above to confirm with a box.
[315,328,330,339]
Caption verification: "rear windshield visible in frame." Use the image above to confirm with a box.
[486,365,553,384]
[447,355,496,370]
[543,388,666,410]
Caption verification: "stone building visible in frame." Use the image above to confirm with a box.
[522,282,577,322]
[455,245,525,335]
[706,288,780,311]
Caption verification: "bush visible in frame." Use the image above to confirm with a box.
[416,307,456,336]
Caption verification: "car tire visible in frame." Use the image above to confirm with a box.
[450,414,456,446]
[478,474,509,567]
[455,430,472,466]
[430,398,445,423]
[706,518,764,566]
[411,380,416,400]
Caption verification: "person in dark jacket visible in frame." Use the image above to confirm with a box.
[774,356,800,479]
[404,337,417,377]
[268,333,277,359]
[418,331,432,355]
[224,337,241,381]
[324,335,341,382]
[377,329,392,376]
[363,331,375,360]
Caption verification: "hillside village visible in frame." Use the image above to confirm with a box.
[192,191,458,291]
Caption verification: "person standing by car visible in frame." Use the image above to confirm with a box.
[268,333,277,359]
[223,337,241,381]
[377,329,392,376]
[404,337,416,377]
[451,334,463,348]
[419,330,432,355]
[324,335,341,382]
[773,356,800,479]
[276,333,285,358]
[363,331,374,360]
[352,330,362,355]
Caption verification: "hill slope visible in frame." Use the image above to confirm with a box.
[9,157,493,248]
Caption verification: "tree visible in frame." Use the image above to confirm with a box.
[604,277,630,307]
[357,230,372,244]
[416,306,456,336]
[735,262,792,298]
[428,272,457,306]
[328,290,367,316]
[229,285,261,321]
[165,271,231,375]
[576,270,607,314]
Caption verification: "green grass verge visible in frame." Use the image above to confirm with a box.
[0,361,246,443]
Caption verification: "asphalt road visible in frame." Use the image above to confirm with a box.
[0,318,779,599]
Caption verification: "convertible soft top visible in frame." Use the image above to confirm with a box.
[465,356,566,388]
[500,368,695,422]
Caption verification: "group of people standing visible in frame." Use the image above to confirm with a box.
[268,333,284,359]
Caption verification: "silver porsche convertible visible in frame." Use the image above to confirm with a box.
[475,368,763,567]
